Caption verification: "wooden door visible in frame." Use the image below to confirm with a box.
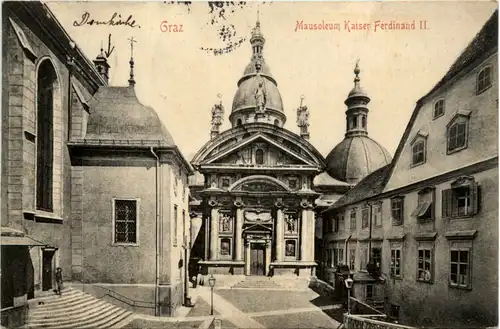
[250,244,265,276]
[42,250,54,291]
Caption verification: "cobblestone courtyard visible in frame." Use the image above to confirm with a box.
[185,286,342,329]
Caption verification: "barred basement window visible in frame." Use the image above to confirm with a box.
[113,199,138,244]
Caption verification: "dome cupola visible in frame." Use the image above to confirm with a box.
[230,17,286,128]
[325,61,392,184]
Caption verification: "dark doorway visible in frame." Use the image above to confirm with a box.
[250,243,265,276]
[42,249,55,291]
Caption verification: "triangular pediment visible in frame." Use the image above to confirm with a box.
[202,133,315,166]
[243,223,273,233]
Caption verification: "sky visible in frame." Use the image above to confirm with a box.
[47,1,497,160]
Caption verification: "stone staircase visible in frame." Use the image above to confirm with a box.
[231,277,285,289]
[24,287,133,329]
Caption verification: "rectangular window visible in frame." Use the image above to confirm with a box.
[114,199,138,244]
[221,178,230,188]
[391,248,402,278]
[373,204,382,227]
[288,178,297,189]
[173,205,178,246]
[338,248,344,266]
[366,284,374,300]
[412,141,425,166]
[362,208,369,229]
[442,180,480,219]
[450,242,472,289]
[447,121,468,153]
[360,246,368,270]
[350,209,357,231]
[174,176,178,197]
[391,197,404,226]
[417,247,433,283]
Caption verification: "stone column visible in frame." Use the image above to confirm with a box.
[210,207,219,260]
[235,206,243,261]
[245,240,251,275]
[265,240,272,276]
[309,210,316,262]
[275,207,284,262]
[301,209,308,261]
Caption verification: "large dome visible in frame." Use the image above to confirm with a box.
[326,136,392,185]
[232,74,284,113]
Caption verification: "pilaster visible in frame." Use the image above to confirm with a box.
[234,200,243,261]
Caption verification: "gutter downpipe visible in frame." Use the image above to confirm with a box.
[368,203,373,260]
[345,234,352,265]
[150,147,161,317]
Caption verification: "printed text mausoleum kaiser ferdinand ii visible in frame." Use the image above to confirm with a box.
[1,2,193,327]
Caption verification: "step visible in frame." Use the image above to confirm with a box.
[78,309,132,329]
[100,312,134,329]
[33,294,95,310]
[31,299,109,319]
[30,300,110,323]
[30,303,117,326]
[32,290,80,304]
[69,308,130,329]
[34,292,88,306]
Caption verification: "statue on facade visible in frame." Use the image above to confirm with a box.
[285,214,296,233]
[211,94,224,133]
[219,214,231,232]
[296,95,310,135]
[254,78,267,114]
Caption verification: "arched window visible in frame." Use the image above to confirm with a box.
[36,60,57,211]
[255,149,264,165]
[361,115,366,129]
[352,116,358,129]
[236,118,242,126]
[274,119,280,126]
[477,66,492,94]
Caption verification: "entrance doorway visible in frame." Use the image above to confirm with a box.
[250,243,265,276]
[42,249,55,291]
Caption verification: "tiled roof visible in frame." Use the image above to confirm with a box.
[325,164,391,211]
[423,10,498,100]
[85,86,175,145]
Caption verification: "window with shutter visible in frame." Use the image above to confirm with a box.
[413,187,435,221]
[445,177,481,219]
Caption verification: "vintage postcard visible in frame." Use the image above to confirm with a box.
[1,1,498,329]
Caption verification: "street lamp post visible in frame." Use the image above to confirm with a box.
[208,274,216,316]
[344,276,354,314]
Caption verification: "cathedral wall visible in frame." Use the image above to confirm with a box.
[79,165,157,283]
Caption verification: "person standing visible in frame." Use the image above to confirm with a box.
[55,267,63,296]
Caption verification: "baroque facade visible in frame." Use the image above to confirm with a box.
[189,19,391,282]
[322,10,498,328]
[1,2,192,326]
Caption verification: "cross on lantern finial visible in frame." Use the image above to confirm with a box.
[127,36,138,87]
[217,93,222,104]
[300,94,305,107]
[127,36,137,58]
